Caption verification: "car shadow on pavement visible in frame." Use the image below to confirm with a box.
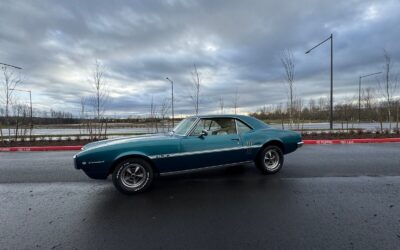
[73,163,304,249]
[85,163,293,210]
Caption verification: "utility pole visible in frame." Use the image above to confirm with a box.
[306,34,334,130]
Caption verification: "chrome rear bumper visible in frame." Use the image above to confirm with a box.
[297,141,304,148]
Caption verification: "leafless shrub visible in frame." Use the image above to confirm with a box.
[88,60,109,139]
[377,50,398,130]
[1,66,21,141]
[281,49,295,128]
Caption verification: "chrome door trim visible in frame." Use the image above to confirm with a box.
[185,117,200,136]
[149,145,261,159]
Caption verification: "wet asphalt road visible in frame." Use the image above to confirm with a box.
[1,144,400,249]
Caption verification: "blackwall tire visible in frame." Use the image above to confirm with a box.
[255,145,284,175]
[112,158,154,194]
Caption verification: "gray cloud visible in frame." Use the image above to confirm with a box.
[0,0,399,117]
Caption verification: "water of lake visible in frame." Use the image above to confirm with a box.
[1,122,397,136]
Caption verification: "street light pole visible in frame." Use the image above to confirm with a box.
[0,62,22,70]
[306,33,334,130]
[166,77,174,129]
[330,34,333,130]
[358,72,382,122]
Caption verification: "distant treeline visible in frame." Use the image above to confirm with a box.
[0,115,175,126]
[0,116,78,126]
[250,97,400,130]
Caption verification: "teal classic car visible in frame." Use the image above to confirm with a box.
[74,115,303,194]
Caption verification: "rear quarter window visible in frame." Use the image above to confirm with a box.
[236,119,252,134]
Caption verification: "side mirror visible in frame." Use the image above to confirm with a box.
[199,129,208,137]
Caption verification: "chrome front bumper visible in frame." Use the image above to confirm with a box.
[73,155,79,169]
[297,141,304,148]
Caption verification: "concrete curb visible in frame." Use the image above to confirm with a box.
[0,146,82,152]
[303,138,400,144]
[0,138,400,152]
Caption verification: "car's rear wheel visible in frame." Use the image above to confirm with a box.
[112,158,154,194]
[255,145,284,174]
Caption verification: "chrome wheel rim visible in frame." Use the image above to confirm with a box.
[120,163,147,188]
[264,149,280,171]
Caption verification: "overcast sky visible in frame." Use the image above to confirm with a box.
[0,0,399,117]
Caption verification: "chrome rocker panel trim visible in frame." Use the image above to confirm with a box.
[159,160,254,176]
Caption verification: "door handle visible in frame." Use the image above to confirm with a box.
[231,138,240,141]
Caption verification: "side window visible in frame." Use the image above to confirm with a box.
[191,119,214,136]
[236,120,252,134]
[190,118,237,136]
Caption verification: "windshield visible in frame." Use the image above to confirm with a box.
[173,117,197,135]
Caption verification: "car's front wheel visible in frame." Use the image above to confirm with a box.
[112,158,154,194]
[255,145,284,174]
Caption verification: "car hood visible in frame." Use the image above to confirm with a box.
[82,133,175,151]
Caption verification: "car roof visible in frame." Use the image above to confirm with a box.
[188,114,269,130]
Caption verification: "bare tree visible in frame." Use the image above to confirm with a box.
[281,49,295,128]
[12,103,30,141]
[318,97,329,115]
[360,87,378,122]
[149,96,158,133]
[79,97,86,135]
[1,66,21,140]
[80,97,86,119]
[233,87,239,114]
[308,98,316,111]
[190,64,201,115]
[374,101,385,132]
[343,102,350,130]
[250,95,398,132]
[89,60,109,139]
[277,103,285,129]
[294,97,303,129]
[308,98,317,120]
[159,98,170,132]
[362,87,375,113]
[219,96,224,114]
[378,50,398,130]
